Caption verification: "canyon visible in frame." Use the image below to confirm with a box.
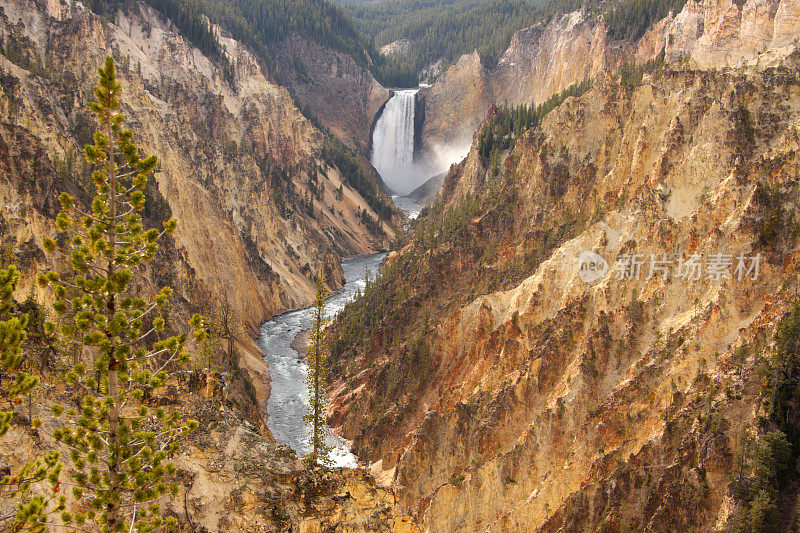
[329,0,800,530]
[0,0,403,427]
[1,0,800,530]
[0,0,410,529]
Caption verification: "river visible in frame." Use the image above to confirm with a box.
[391,195,421,220]
[259,252,385,467]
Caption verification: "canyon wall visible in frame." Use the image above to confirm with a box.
[418,0,800,167]
[417,9,659,161]
[0,1,414,529]
[666,0,800,68]
[0,0,400,331]
[273,33,391,155]
[329,13,800,532]
[0,0,400,431]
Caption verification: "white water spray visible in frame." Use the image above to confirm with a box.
[371,89,420,195]
[371,88,471,197]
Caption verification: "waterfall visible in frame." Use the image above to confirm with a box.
[371,89,419,195]
[371,88,470,197]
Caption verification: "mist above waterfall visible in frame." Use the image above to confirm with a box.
[371,89,468,196]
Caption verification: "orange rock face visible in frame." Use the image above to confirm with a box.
[330,37,800,532]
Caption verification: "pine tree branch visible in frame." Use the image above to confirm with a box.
[47,522,100,532]
[152,353,179,376]
[127,303,158,325]
[133,327,157,344]
[122,348,171,364]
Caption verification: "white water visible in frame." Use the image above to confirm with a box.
[392,195,421,220]
[372,88,471,198]
[260,254,385,468]
[371,89,419,195]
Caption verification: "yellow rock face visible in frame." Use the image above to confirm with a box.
[330,46,800,532]
[0,0,402,457]
[0,0,399,335]
[419,0,800,174]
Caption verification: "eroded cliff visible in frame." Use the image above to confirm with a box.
[330,33,800,532]
[273,33,390,155]
[0,0,412,528]
[0,0,400,332]
[418,0,800,174]
[0,0,403,430]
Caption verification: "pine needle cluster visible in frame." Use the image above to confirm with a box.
[0,264,36,435]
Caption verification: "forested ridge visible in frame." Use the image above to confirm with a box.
[336,0,578,82]
[335,0,687,84]
[87,0,689,89]
[84,0,381,79]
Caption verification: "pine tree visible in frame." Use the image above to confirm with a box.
[0,264,63,532]
[0,264,36,435]
[37,57,205,532]
[215,298,242,373]
[199,298,243,373]
[304,273,332,465]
